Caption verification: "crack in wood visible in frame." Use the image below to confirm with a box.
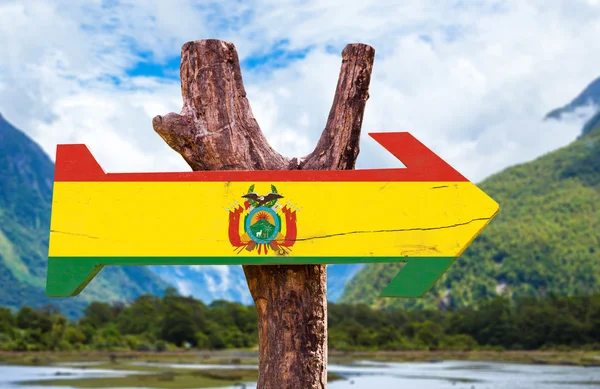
[294,217,493,242]
[50,216,491,246]
[49,230,100,239]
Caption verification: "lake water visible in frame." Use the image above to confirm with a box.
[0,360,599,388]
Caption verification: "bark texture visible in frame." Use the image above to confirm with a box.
[152,39,375,389]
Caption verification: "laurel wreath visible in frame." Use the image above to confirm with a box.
[245,184,257,207]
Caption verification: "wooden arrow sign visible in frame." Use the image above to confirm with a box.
[46,132,499,298]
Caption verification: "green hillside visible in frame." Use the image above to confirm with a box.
[0,113,171,318]
[341,121,600,310]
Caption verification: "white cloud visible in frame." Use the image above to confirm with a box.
[176,279,193,297]
[0,0,598,183]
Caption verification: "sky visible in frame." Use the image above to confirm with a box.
[0,0,599,182]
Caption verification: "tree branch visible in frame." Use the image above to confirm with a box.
[152,39,375,389]
[300,44,375,170]
[153,39,290,171]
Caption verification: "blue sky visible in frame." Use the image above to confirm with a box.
[125,54,180,79]
[0,0,598,181]
[125,39,315,80]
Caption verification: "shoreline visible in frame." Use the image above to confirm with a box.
[1,349,599,367]
[2,350,599,389]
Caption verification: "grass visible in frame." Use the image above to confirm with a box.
[20,368,259,388]
[0,350,259,366]
[328,349,600,366]
[17,364,346,388]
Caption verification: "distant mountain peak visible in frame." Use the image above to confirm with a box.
[544,77,600,121]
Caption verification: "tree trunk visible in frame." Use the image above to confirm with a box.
[152,39,375,389]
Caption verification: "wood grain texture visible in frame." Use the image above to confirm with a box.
[152,39,375,389]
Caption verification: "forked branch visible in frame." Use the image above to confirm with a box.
[152,39,375,389]
[152,39,374,171]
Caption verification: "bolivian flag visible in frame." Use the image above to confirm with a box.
[47,132,499,298]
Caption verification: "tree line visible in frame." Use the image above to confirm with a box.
[0,287,599,352]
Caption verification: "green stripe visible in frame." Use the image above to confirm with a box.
[46,256,456,299]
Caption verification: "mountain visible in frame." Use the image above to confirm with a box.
[582,110,600,137]
[150,264,363,304]
[327,264,364,301]
[545,76,600,140]
[0,113,171,318]
[545,77,600,120]
[341,116,600,309]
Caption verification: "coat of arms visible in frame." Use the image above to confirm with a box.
[227,184,298,255]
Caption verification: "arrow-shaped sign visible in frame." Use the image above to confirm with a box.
[46,132,499,298]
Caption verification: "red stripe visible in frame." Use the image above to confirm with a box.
[53,132,469,183]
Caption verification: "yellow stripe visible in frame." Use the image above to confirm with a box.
[49,181,498,257]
